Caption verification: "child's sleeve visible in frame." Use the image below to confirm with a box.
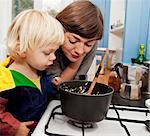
[45,76,57,95]
[0,97,21,136]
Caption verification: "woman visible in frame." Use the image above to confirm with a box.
[47,0,103,86]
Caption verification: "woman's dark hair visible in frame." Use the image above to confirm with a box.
[56,1,103,40]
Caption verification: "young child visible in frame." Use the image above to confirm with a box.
[0,9,64,136]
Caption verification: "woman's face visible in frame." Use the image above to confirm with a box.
[62,32,96,62]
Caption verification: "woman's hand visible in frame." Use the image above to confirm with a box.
[15,121,34,136]
[51,55,86,87]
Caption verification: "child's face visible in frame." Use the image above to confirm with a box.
[25,45,58,71]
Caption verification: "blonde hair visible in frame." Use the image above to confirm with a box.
[6,9,64,59]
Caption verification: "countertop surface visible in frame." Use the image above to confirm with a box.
[112,92,150,108]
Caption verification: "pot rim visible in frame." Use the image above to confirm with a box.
[59,80,114,97]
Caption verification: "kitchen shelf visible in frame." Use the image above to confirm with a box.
[110,25,124,36]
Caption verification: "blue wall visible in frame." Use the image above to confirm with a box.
[123,0,150,63]
[91,0,110,48]
[146,9,150,60]
[92,0,150,62]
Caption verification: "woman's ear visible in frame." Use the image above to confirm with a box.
[16,41,27,58]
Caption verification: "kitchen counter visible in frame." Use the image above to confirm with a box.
[32,98,150,136]
[112,92,150,108]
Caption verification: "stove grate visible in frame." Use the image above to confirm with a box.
[44,104,150,136]
[44,105,86,136]
[106,105,150,136]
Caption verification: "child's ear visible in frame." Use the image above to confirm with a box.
[16,41,27,58]
[18,51,27,58]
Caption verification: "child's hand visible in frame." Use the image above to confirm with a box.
[15,121,34,136]
[52,77,62,86]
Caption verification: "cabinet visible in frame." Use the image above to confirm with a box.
[110,25,124,37]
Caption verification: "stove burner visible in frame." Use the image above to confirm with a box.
[68,120,96,128]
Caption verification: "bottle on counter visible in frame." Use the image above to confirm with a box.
[108,63,123,92]
[108,70,121,92]
[136,44,146,64]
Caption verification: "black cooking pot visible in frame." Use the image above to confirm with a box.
[59,80,114,122]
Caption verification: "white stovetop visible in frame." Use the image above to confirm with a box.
[32,100,150,136]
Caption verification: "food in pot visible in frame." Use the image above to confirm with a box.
[59,81,114,122]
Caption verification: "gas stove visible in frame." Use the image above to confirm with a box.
[32,99,150,136]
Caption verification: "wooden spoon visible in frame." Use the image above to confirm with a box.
[87,49,109,95]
